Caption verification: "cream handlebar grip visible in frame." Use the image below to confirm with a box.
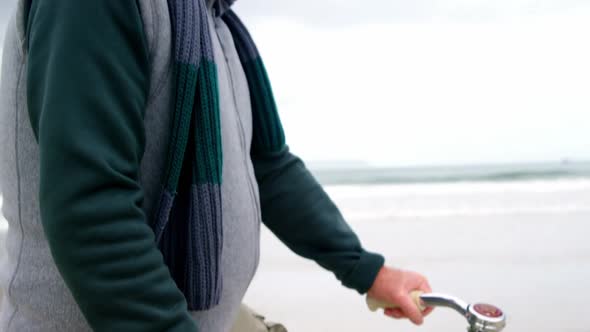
[366,290,426,312]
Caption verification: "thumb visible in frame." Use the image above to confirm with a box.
[397,293,424,325]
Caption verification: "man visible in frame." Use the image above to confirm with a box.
[0,0,433,331]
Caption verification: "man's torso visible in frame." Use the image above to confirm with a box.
[0,1,261,331]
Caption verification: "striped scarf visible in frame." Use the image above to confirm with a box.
[151,0,285,310]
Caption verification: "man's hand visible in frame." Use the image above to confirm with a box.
[367,266,434,325]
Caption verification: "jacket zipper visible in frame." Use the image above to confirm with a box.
[214,20,261,278]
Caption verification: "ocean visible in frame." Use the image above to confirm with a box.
[311,161,590,185]
[1,162,590,331]
[308,162,590,221]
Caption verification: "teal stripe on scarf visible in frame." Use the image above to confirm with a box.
[243,59,286,153]
[164,62,198,191]
[193,60,223,185]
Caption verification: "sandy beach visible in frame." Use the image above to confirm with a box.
[0,178,588,331]
[244,180,590,332]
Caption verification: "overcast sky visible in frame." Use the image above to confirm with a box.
[2,0,589,167]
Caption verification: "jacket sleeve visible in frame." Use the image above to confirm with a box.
[252,147,385,294]
[26,1,197,331]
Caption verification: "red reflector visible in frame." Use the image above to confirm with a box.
[473,303,503,318]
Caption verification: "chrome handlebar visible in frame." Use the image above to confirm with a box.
[367,292,506,332]
[421,293,506,332]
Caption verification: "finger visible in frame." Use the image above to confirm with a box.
[384,308,405,319]
[391,308,405,317]
[417,280,432,313]
[398,294,424,325]
[422,306,434,317]
[384,308,405,318]
[419,278,433,294]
